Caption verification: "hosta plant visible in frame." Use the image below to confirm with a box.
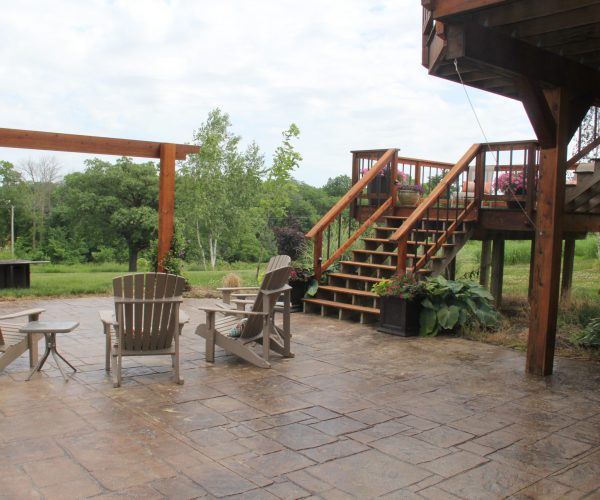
[419,276,500,336]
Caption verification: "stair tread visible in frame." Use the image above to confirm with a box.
[353,249,396,256]
[383,215,463,222]
[328,273,383,283]
[340,261,395,270]
[377,227,467,234]
[318,285,378,298]
[361,237,455,247]
[304,298,380,315]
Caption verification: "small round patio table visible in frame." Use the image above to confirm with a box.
[20,320,79,382]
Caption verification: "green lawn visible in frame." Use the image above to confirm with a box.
[0,237,598,300]
[0,264,261,299]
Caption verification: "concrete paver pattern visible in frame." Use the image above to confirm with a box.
[0,297,599,499]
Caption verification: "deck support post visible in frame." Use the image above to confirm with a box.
[527,87,569,376]
[157,144,176,273]
[479,239,492,288]
[560,238,576,301]
[490,237,504,308]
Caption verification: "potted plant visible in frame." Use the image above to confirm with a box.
[496,171,527,209]
[288,268,314,308]
[372,272,425,336]
[395,172,425,206]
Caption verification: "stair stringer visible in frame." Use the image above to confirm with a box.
[430,224,475,276]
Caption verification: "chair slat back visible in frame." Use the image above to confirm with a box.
[241,264,291,339]
[265,255,291,272]
[113,273,185,352]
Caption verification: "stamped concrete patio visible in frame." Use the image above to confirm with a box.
[0,297,599,499]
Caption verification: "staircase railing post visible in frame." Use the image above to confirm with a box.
[313,232,323,280]
[397,241,407,274]
[474,146,484,210]
[391,149,399,209]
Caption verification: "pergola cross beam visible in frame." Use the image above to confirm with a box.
[0,127,200,272]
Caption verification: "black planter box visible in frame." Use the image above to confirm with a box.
[289,280,309,309]
[378,296,421,336]
[367,171,391,206]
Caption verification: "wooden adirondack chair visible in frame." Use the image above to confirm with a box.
[217,255,291,305]
[0,308,44,372]
[101,273,186,387]
[196,263,293,368]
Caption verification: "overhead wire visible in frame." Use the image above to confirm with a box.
[453,59,538,231]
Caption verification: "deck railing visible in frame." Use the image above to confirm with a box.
[307,140,550,280]
[307,148,397,280]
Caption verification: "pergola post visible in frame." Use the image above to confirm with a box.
[157,144,176,273]
[527,88,569,376]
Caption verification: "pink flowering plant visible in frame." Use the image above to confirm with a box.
[496,171,527,195]
[395,171,425,195]
[289,268,312,282]
[361,166,389,177]
[371,272,425,300]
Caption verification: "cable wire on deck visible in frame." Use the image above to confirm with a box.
[453,59,537,231]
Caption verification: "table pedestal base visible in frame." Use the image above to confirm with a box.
[26,332,77,381]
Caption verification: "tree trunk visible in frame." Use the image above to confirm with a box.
[209,237,217,270]
[128,247,138,272]
[195,220,207,271]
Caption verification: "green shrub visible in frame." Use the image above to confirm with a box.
[571,317,600,348]
[574,234,600,259]
[419,276,501,336]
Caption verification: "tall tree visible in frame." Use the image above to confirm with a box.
[178,109,265,268]
[53,157,158,270]
[18,157,61,251]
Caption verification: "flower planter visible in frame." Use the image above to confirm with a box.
[367,171,391,206]
[289,280,309,307]
[397,190,420,206]
[378,296,421,337]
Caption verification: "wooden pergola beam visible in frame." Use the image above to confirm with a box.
[0,127,200,273]
[0,128,198,160]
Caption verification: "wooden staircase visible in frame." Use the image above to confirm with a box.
[565,161,600,214]
[304,143,600,324]
[304,215,474,323]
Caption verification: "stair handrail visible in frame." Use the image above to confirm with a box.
[306,148,397,278]
[389,143,481,273]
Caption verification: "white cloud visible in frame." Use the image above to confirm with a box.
[0,0,533,185]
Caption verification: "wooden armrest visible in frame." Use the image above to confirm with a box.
[99,310,114,325]
[99,308,189,325]
[217,286,259,292]
[199,306,267,316]
[0,308,45,321]
[261,285,291,296]
[231,292,258,299]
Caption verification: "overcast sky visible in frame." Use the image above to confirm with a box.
[0,0,534,186]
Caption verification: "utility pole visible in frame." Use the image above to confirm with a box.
[10,203,14,257]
